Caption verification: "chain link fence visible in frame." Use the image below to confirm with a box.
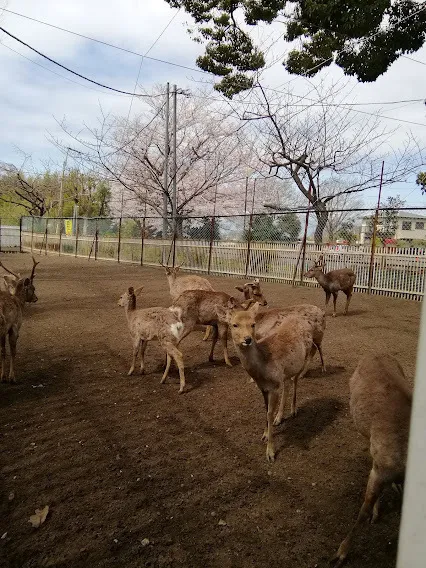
[20,207,426,300]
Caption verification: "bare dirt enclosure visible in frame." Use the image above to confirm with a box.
[0,254,420,568]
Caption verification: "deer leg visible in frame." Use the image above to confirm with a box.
[290,375,298,417]
[128,339,141,376]
[203,325,212,341]
[264,390,280,462]
[325,291,331,311]
[208,325,218,362]
[0,336,6,382]
[218,323,232,367]
[8,328,18,383]
[332,292,338,317]
[273,379,290,426]
[161,353,172,384]
[139,340,147,374]
[316,342,326,373]
[344,289,353,315]
[165,343,186,394]
[331,466,384,567]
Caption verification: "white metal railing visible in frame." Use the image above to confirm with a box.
[21,231,426,300]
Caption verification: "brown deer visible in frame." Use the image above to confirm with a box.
[172,290,242,367]
[235,278,268,306]
[118,286,187,393]
[217,302,317,461]
[0,256,39,303]
[304,254,355,317]
[161,264,215,341]
[0,273,38,383]
[331,354,411,567]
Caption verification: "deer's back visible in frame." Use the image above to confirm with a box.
[129,307,182,342]
[350,354,411,474]
[325,268,356,291]
[173,290,231,324]
[169,275,214,300]
[255,304,325,344]
[0,292,21,334]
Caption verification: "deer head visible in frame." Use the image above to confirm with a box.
[304,254,326,278]
[0,257,38,303]
[235,278,267,306]
[117,286,144,308]
[216,302,260,347]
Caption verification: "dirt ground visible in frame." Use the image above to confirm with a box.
[0,253,421,568]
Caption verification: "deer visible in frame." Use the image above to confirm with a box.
[234,278,268,306]
[161,263,215,341]
[0,274,38,383]
[304,254,355,317]
[331,353,412,567]
[171,290,244,367]
[0,256,39,303]
[118,286,187,394]
[216,302,318,462]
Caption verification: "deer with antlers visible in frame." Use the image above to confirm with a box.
[0,256,39,303]
[304,254,355,317]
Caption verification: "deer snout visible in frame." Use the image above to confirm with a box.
[261,300,268,306]
[32,295,38,303]
[242,336,252,346]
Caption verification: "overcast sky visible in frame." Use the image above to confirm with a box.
[1,0,426,208]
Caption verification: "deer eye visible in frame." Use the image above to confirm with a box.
[251,324,255,328]
[233,324,238,328]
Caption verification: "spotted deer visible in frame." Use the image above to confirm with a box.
[304,254,355,317]
[118,286,187,393]
[331,353,411,567]
[217,302,318,462]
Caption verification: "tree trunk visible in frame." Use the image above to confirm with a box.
[313,202,329,245]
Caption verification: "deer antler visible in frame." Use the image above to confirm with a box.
[0,260,20,279]
[30,256,40,281]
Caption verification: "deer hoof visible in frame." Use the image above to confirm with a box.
[266,446,275,462]
[273,414,283,426]
[127,368,134,376]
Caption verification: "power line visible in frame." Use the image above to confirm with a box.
[401,54,426,66]
[0,8,211,75]
[0,41,127,97]
[0,26,167,97]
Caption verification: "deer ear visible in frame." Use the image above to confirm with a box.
[235,286,244,292]
[216,305,230,323]
[128,287,134,295]
[227,296,238,309]
[248,302,260,316]
[24,278,30,286]
[134,286,144,297]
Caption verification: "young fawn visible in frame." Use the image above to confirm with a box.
[162,264,215,341]
[217,302,316,462]
[0,275,38,383]
[304,255,355,317]
[118,286,187,393]
[235,278,268,306]
[331,353,412,567]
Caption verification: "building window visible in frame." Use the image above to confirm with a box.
[402,221,412,231]
[415,222,424,230]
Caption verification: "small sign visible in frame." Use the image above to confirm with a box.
[64,220,73,236]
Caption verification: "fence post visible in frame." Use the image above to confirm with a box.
[45,219,49,255]
[74,218,79,258]
[31,217,34,252]
[368,161,385,294]
[207,216,215,274]
[0,217,2,253]
[58,218,63,256]
[95,219,98,260]
[140,217,145,266]
[19,217,22,252]
[117,217,122,262]
[244,213,253,277]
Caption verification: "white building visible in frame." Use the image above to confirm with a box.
[359,212,426,244]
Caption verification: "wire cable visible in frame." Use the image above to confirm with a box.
[0,8,212,75]
[0,26,165,96]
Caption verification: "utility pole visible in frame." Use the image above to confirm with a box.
[162,82,170,238]
[57,148,70,234]
[172,84,177,235]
